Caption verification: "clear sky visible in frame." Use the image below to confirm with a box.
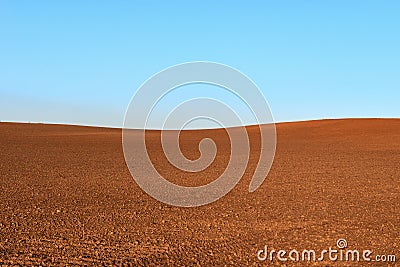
[1,1,399,128]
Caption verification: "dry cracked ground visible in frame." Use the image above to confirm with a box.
[0,119,399,266]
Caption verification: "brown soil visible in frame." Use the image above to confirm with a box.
[0,119,399,266]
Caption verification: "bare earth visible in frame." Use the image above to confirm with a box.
[0,119,399,266]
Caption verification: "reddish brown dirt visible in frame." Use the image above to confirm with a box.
[0,119,399,266]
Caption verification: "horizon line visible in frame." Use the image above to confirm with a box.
[1,117,398,131]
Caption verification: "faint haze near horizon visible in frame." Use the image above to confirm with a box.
[0,1,399,129]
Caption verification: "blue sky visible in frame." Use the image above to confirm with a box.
[0,1,399,128]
